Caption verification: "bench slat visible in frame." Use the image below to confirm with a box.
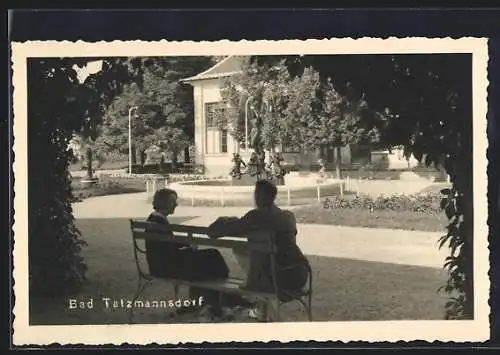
[133,231,273,253]
[131,221,209,235]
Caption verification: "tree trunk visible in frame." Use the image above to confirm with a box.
[85,147,93,179]
[172,151,178,166]
[335,146,342,179]
[184,146,190,163]
[438,153,448,182]
[319,145,326,161]
[131,145,137,165]
[139,150,146,166]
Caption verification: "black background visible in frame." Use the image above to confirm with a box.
[7,7,500,350]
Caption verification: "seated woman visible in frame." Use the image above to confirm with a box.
[145,188,250,320]
[207,180,310,321]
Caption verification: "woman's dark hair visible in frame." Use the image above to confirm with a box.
[152,188,177,210]
[255,179,277,202]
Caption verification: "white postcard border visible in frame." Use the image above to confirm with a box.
[11,38,490,345]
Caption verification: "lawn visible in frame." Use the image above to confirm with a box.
[339,168,441,181]
[69,159,128,172]
[71,175,146,201]
[293,205,448,232]
[29,217,449,325]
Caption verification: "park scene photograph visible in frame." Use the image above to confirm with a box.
[22,47,481,331]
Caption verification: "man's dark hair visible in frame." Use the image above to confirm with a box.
[152,188,177,210]
[255,179,277,202]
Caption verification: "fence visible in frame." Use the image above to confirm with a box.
[145,176,169,197]
[171,179,355,208]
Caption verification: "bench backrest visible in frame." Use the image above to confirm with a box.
[129,219,312,298]
[129,220,276,254]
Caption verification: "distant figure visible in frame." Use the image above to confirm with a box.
[317,158,327,182]
[247,152,260,177]
[208,180,310,322]
[230,153,246,179]
[269,152,286,184]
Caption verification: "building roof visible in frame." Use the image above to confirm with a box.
[181,55,248,83]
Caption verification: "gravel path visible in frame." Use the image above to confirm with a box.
[72,193,446,269]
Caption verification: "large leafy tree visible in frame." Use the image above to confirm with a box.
[219,59,381,179]
[27,57,142,297]
[284,67,379,178]
[215,58,291,153]
[27,55,213,298]
[254,54,474,319]
[98,56,214,164]
[99,80,188,166]
[71,133,108,177]
[278,66,321,152]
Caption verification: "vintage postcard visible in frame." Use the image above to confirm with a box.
[11,38,490,345]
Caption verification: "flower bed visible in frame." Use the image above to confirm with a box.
[293,189,448,231]
[322,193,442,214]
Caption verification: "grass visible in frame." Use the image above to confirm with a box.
[29,217,449,325]
[418,183,452,194]
[339,168,442,181]
[71,175,146,201]
[70,159,128,172]
[293,205,448,232]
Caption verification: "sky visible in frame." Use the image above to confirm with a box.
[73,60,103,83]
[68,60,103,147]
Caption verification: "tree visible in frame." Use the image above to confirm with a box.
[27,57,141,297]
[99,81,189,167]
[71,134,104,178]
[255,54,474,319]
[314,78,379,178]
[215,58,292,154]
[98,56,213,164]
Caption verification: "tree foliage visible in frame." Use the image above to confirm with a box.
[98,56,213,163]
[27,57,141,297]
[253,54,474,319]
[282,66,322,150]
[27,55,214,297]
[215,58,291,152]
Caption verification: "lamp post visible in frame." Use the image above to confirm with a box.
[128,106,138,176]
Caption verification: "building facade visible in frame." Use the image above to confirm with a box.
[182,56,417,176]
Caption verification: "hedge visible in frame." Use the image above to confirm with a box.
[124,163,205,175]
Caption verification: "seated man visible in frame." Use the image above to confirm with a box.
[145,188,250,320]
[207,179,310,321]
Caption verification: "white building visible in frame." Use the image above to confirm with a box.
[182,56,417,177]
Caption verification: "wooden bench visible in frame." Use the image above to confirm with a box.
[129,220,313,323]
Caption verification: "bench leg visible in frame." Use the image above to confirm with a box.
[173,283,179,299]
[129,278,153,324]
[308,294,312,321]
[297,296,313,322]
[275,298,281,322]
[263,298,280,323]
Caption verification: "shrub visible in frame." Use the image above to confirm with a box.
[125,163,172,174]
[124,163,206,175]
[322,193,442,214]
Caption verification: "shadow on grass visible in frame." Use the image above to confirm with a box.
[29,217,449,325]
